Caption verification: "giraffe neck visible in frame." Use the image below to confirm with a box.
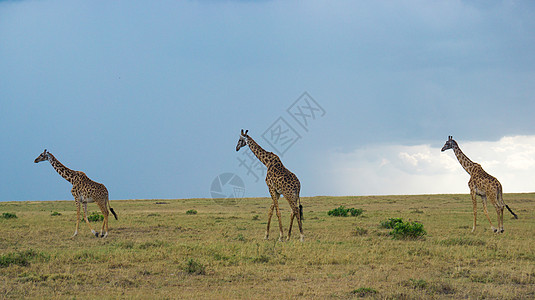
[47,153,78,184]
[452,143,477,175]
[246,135,275,167]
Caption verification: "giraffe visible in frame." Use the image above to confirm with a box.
[236,129,304,242]
[441,136,517,233]
[34,149,117,238]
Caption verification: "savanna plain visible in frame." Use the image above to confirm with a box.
[1,194,534,299]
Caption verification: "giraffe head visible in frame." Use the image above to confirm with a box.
[441,136,457,152]
[34,149,50,163]
[236,129,249,151]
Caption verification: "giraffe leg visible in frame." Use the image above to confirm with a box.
[296,204,304,243]
[82,202,98,237]
[287,211,295,241]
[481,195,497,233]
[98,200,109,238]
[265,203,275,240]
[267,188,283,241]
[71,190,81,237]
[470,189,477,233]
[496,206,504,233]
[286,195,302,241]
[274,201,284,242]
[73,200,81,237]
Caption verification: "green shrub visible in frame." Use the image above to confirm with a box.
[390,220,426,240]
[186,209,197,215]
[1,212,17,219]
[50,211,61,216]
[87,212,103,222]
[349,208,363,217]
[185,259,206,275]
[380,217,403,229]
[328,206,363,217]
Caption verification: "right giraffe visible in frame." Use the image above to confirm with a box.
[441,136,517,233]
[236,129,304,242]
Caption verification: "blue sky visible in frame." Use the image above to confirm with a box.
[1,0,534,201]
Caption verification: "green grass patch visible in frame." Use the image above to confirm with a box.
[1,212,17,219]
[439,237,486,246]
[50,211,61,216]
[353,226,368,236]
[0,249,49,268]
[186,209,197,215]
[351,287,377,297]
[185,258,206,275]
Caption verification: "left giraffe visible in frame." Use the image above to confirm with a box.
[34,149,117,238]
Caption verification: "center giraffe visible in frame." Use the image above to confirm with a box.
[441,136,517,233]
[236,129,304,242]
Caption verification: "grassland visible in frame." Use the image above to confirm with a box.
[1,193,534,299]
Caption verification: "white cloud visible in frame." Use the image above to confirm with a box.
[323,135,535,196]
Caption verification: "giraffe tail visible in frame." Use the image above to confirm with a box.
[298,198,303,221]
[505,205,518,219]
[110,207,118,220]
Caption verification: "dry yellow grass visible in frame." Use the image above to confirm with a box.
[1,193,534,299]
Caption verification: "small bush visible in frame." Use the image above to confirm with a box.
[380,217,403,229]
[252,215,259,220]
[351,287,377,297]
[186,209,197,215]
[390,220,426,240]
[50,211,61,216]
[87,212,104,222]
[185,259,206,275]
[1,212,17,219]
[328,206,363,217]
[236,233,246,241]
[349,208,363,217]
